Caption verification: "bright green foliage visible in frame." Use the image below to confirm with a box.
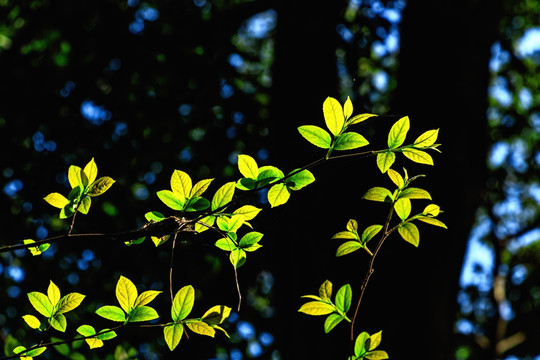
[298,280,352,333]
[362,168,446,247]
[44,158,115,219]
[298,96,373,158]
[157,170,213,212]
[215,231,263,268]
[24,280,85,333]
[333,220,381,257]
[76,325,117,349]
[164,286,231,351]
[13,345,47,360]
[349,330,389,360]
[23,239,50,256]
[96,276,161,324]
[266,169,315,207]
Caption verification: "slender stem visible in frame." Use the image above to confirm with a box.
[169,232,178,304]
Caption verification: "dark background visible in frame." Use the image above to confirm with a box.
[1,1,539,359]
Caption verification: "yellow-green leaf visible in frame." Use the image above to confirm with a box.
[211,182,235,211]
[28,292,53,317]
[387,169,404,188]
[83,158,98,185]
[297,125,332,149]
[95,305,126,322]
[186,321,215,337]
[233,205,261,221]
[44,193,69,209]
[336,241,363,257]
[394,198,411,221]
[343,96,353,120]
[376,152,395,173]
[202,305,232,325]
[331,231,357,240]
[388,116,409,149]
[164,323,183,351]
[362,187,393,202]
[171,170,192,201]
[414,129,439,147]
[128,305,159,322]
[190,178,214,197]
[77,196,91,214]
[348,113,377,125]
[400,187,432,200]
[298,301,335,316]
[318,280,332,301]
[22,315,41,329]
[50,313,67,332]
[398,222,419,247]
[369,330,383,350]
[116,276,138,313]
[68,165,84,188]
[324,313,344,333]
[85,337,104,349]
[323,97,345,136]
[366,350,389,360]
[423,204,440,216]
[134,290,162,308]
[417,216,448,229]
[402,148,434,165]
[56,292,85,314]
[346,219,358,232]
[238,154,259,179]
[361,225,383,243]
[171,285,194,322]
[47,280,61,307]
[87,176,115,196]
[267,183,290,208]
[333,132,369,150]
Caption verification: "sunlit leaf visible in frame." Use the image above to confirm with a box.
[402,148,434,165]
[297,125,332,149]
[423,204,441,216]
[95,306,126,322]
[134,290,162,308]
[346,219,358,232]
[388,116,409,149]
[186,321,215,337]
[257,166,284,185]
[194,215,215,233]
[22,315,41,330]
[361,225,383,243]
[376,152,395,173]
[47,280,60,307]
[77,196,91,214]
[170,170,192,201]
[324,313,344,333]
[362,187,393,202]
[44,192,69,209]
[365,350,389,360]
[298,301,335,316]
[417,216,448,229]
[239,231,263,249]
[215,237,237,251]
[68,165,84,188]
[332,231,358,240]
[387,169,404,188]
[233,205,261,221]
[319,280,332,301]
[336,241,363,257]
[171,285,194,322]
[414,129,439,147]
[344,96,353,120]
[23,239,50,256]
[96,328,117,341]
[50,313,67,332]
[355,331,370,357]
[287,169,315,190]
[335,284,352,313]
[348,113,377,125]
[191,178,214,198]
[399,187,432,200]
[267,183,290,208]
[83,158,98,185]
[157,190,185,211]
[211,182,235,211]
[333,132,369,150]
[238,154,259,179]
[202,305,232,325]
[116,276,138,313]
[398,222,420,247]
[87,176,115,197]
[128,306,159,322]
[164,323,183,351]
[28,292,53,317]
[369,330,383,350]
[184,196,210,212]
[394,198,411,221]
[323,97,345,136]
[56,292,85,314]
[145,211,166,222]
[229,248,246,268]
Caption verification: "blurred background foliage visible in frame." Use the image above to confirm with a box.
[0,0,538,359]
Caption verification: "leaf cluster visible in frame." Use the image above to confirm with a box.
[349,331,388,360]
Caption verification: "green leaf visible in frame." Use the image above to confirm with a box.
[95,305,126,322]
[344,96,353,120]
[287,169,315,190]
[298,301,335,316]
[18,345,46,358]
[387,169,404,188]
[164,323,183,351]
[145,211,166,222]
[348,113,377,125]
[202,305,232,325]
[157,190,185,211]
[369,330,383,350]
[229,248,247,268]
[116,276,138,313]
[324,313,344,333]
[68,165,84,188]
[215,237,238,251]
[298,125,332,149]
[184,197,210,212]
[394,198,411,221]
[170,170,192,201]
[376,152,395,173]
[77,196,91,214]
[44,193,69,209]
[239,231,263,249]
[47,280,60,307]
[365,350,389,360]
[361,225,383,243]
[96,328,117,341]
[402,148,434,165]
[319,280,332,301]
[50,313,67,332]
[388,116,410,149]
[236,177,257,191]
[423,204,440,216]
[23,239,50,256]
[257,166,284,184]
[417,216,448,229]
[332,231,357,240]
[186,321,215,337]
[77,324,96,337]
[362,187,393,202]
[354,332,370,357]
[333,132,369,150]
[56,292,85,314]
[398,222,420,246]
[323,97,345,136]
[336,241,362,257]
[233,205,261,221]
[414,129,439,147]
[87,177,115,197]
[22,315,41,330]
[134,290,162,308]
[399,187,432,200]
[83,158,98,185]
[238,154,259,179]
[190,178,214,197]
[171,285,194,322]
[267,183,291,207]
[211,182,235,211]
[194,215,215,233]
[128,305,159,322]
[335,284,352,313]
[28,292,53,317]
[347,219,358,232]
